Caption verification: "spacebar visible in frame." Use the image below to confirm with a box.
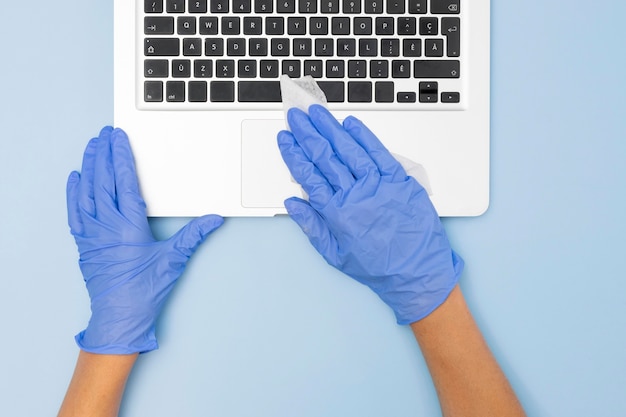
[238,81,282,102]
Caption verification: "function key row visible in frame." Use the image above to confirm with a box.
[145,0,459,14]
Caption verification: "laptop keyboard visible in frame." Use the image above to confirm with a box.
[141,0,462,107]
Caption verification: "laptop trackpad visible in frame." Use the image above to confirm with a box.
[241,119,304,209]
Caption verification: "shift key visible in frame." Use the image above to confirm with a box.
[414,60,460,78]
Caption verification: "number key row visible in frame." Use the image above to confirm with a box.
[145,0,441,14]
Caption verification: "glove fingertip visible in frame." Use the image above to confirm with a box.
[197,214,225,236]
[98,125,114,139]
[66,171,84,235]
[285,197,310,220]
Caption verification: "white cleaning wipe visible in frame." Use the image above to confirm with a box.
[280,75,433,195]
[280,75,327,128]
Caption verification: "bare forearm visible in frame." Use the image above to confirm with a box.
[58,350,138,417]
[411,285,526,417]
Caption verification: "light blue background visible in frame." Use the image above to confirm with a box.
[1,1,625,416]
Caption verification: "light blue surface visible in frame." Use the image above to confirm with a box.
[1,1,625,416]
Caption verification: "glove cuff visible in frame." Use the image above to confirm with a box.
[74,314,159,354]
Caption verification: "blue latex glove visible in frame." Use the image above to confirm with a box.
[66,127,224,354]
[277,105,464,324]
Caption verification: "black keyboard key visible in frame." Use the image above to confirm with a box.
[318,81,345,102]
[277,0,296,13]
[194,59,213,77]
[172,59,191,77]
[315,38,334,56]
[183,38,202,56]
[166,81,185,101]
[321,0,339,13]
[144,17,174,34]
[260,59,280,77]
[177,16,196,34]
[419,81,437,102]
[188,0,208,13]
[239,81,282,102]
[238,60,257,77]
[188,81,208,101]
[271,38,290,56]
[293,38,312,56]
[166,0,185,13]
[403,38,421,56]
[337,38,356,57]
[397,91,416,102]
[210,81,235,101]
[408,0,426,13]
[227,38,246,56]
[375,17,394,35]
[442,17,461,57]
[288,17,307,34]
[145,38,180,56]
[348,81,372,102]
[348,60,367,78]
[441,92,460,102]
[199,17,218,34]
[419,17,438,35]
[398,17,416,35]
[216,59,236,77]
[145,81,163,101]
[311,17,329,35]
[375,81,394,102]
[282,60,301,77]
[419,93,438,104]
[205,38,224,56]
[233,0,252,12]
[299,0,317,13]
[343,0,361,13]
[387,0,404,14]
[145,0,164,13]
[222,17,240,35]
[332,17,350,35]
[414,60,460,78]
[364,0,382,13]
[255,0,273,12]
[244,17,263,34]
[304,60,324,77]
[326,60,345,78]
[392,60,411,77]
[144,59,169,77]
[211,0,229,12]
[425,39,444,57]
[370,60,389,78]
[249,38,268,56]
[359,39,377,56]
[354,17,372,35]
[431,0,459,14]
[381,38,400,56]
[266,17,285,35]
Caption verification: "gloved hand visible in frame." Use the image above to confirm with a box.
[66,127,224,354]
[277,105,464,324]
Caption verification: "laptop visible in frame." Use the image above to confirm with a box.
[114,0,490,217]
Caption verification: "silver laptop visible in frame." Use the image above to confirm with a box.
[114,0,489,217]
